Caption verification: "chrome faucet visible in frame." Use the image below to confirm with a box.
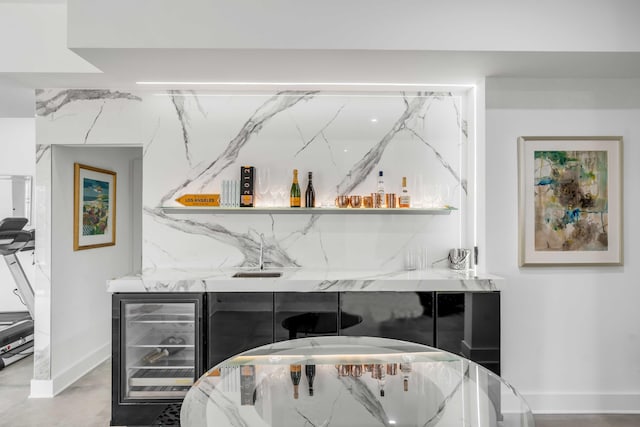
[258,233,265,270]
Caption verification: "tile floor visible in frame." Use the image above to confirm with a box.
[0,356,639,426]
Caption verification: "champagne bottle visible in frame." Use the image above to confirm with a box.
[399,177,411,208]
[377,171,385,208]
[305,364,316,396]
[305,172,315,208]
[290,364,302,399]
[142,336,186,364]
[290,169,301,207]
[400,362,412,392]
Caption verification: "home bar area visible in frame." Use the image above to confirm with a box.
[35,87,511,425]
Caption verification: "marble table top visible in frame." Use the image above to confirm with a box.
[180,336,533,427]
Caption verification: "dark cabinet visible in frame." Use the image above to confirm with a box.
[339,292,434,347]
[207,292,273,368]
[434,292,465,354]
[459,292,500,375]
[113,290,500,426]
[434,292,500,375]
[274,292,339,341]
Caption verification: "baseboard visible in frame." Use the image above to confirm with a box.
[517,392,640,413]
[29,341,110,398]
[29,379,54,398]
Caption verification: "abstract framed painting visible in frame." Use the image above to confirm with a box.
[518,136,623,266]
[73,163,117,250]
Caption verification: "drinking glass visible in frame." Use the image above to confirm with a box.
[256,168,271,207]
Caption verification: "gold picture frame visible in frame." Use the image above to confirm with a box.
[518,136,623,266]
[73,163,117,250]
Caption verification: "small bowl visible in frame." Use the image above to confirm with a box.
[363,196,373,208]
[349,195,362,208]
[335,195,351,208]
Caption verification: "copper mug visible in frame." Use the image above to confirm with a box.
[349,195,362,208]
[335,195,350,208]
[386,193,397,208]
[371,193,384,208]
[363,196,373,208]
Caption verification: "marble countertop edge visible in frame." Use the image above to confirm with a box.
[107,268,504,293]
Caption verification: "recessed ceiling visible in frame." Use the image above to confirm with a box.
[4,49,640,90]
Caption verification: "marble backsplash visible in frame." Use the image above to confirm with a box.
[36,89,474,272]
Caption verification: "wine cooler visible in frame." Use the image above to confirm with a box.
[111,293,204,426]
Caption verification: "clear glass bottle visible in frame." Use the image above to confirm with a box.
[377,170,385,208]
[373,363,386,397]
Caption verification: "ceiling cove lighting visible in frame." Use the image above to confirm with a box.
[136,81,475,88]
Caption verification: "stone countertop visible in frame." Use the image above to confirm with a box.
[107,267,503,293]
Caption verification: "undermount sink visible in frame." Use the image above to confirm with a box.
[232,271,283,278]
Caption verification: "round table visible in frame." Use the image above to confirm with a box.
[181,336,534,427]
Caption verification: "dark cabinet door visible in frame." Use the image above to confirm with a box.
[207,292,274,369]
[435,292,500,375]
[462,292,500,375]
[340,292,435,346]
[434,292,465,355]
[274,292,339,341]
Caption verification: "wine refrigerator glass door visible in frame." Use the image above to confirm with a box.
[121,300,199,401]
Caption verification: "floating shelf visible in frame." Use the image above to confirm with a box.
[160,207,456,215]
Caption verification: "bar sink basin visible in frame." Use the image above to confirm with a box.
[232,271,283,278]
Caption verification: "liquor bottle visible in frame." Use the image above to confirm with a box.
[142,336,186,364]
[305,172,316,208]
[400,362,412,392]
[290,364,302,399]
[373,364,386,397]
[399,177,411,208]
[305,364,316,396]
[290,169,301,207]
[377,170,385,208]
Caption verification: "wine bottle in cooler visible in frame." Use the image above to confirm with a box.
[290,169,301,207]
[305,364,316,396]
[305,172,316,208]
[142,336,186,364]
[290,364,302,399]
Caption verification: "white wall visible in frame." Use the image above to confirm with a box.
[0,118,35,312]
[486,94,640,411]
[47,145,141,394]
[0,3,99,73]
[0,85,35,118]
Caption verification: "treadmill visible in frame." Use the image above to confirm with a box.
[0,217,35,370]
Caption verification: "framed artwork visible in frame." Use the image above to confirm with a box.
[518,136,623,266]
[73,163,117,250]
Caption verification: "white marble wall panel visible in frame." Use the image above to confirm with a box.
[33,144,51,380]
[36,89,473,273]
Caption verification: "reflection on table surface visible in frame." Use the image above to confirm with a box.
[181,336,534,427]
